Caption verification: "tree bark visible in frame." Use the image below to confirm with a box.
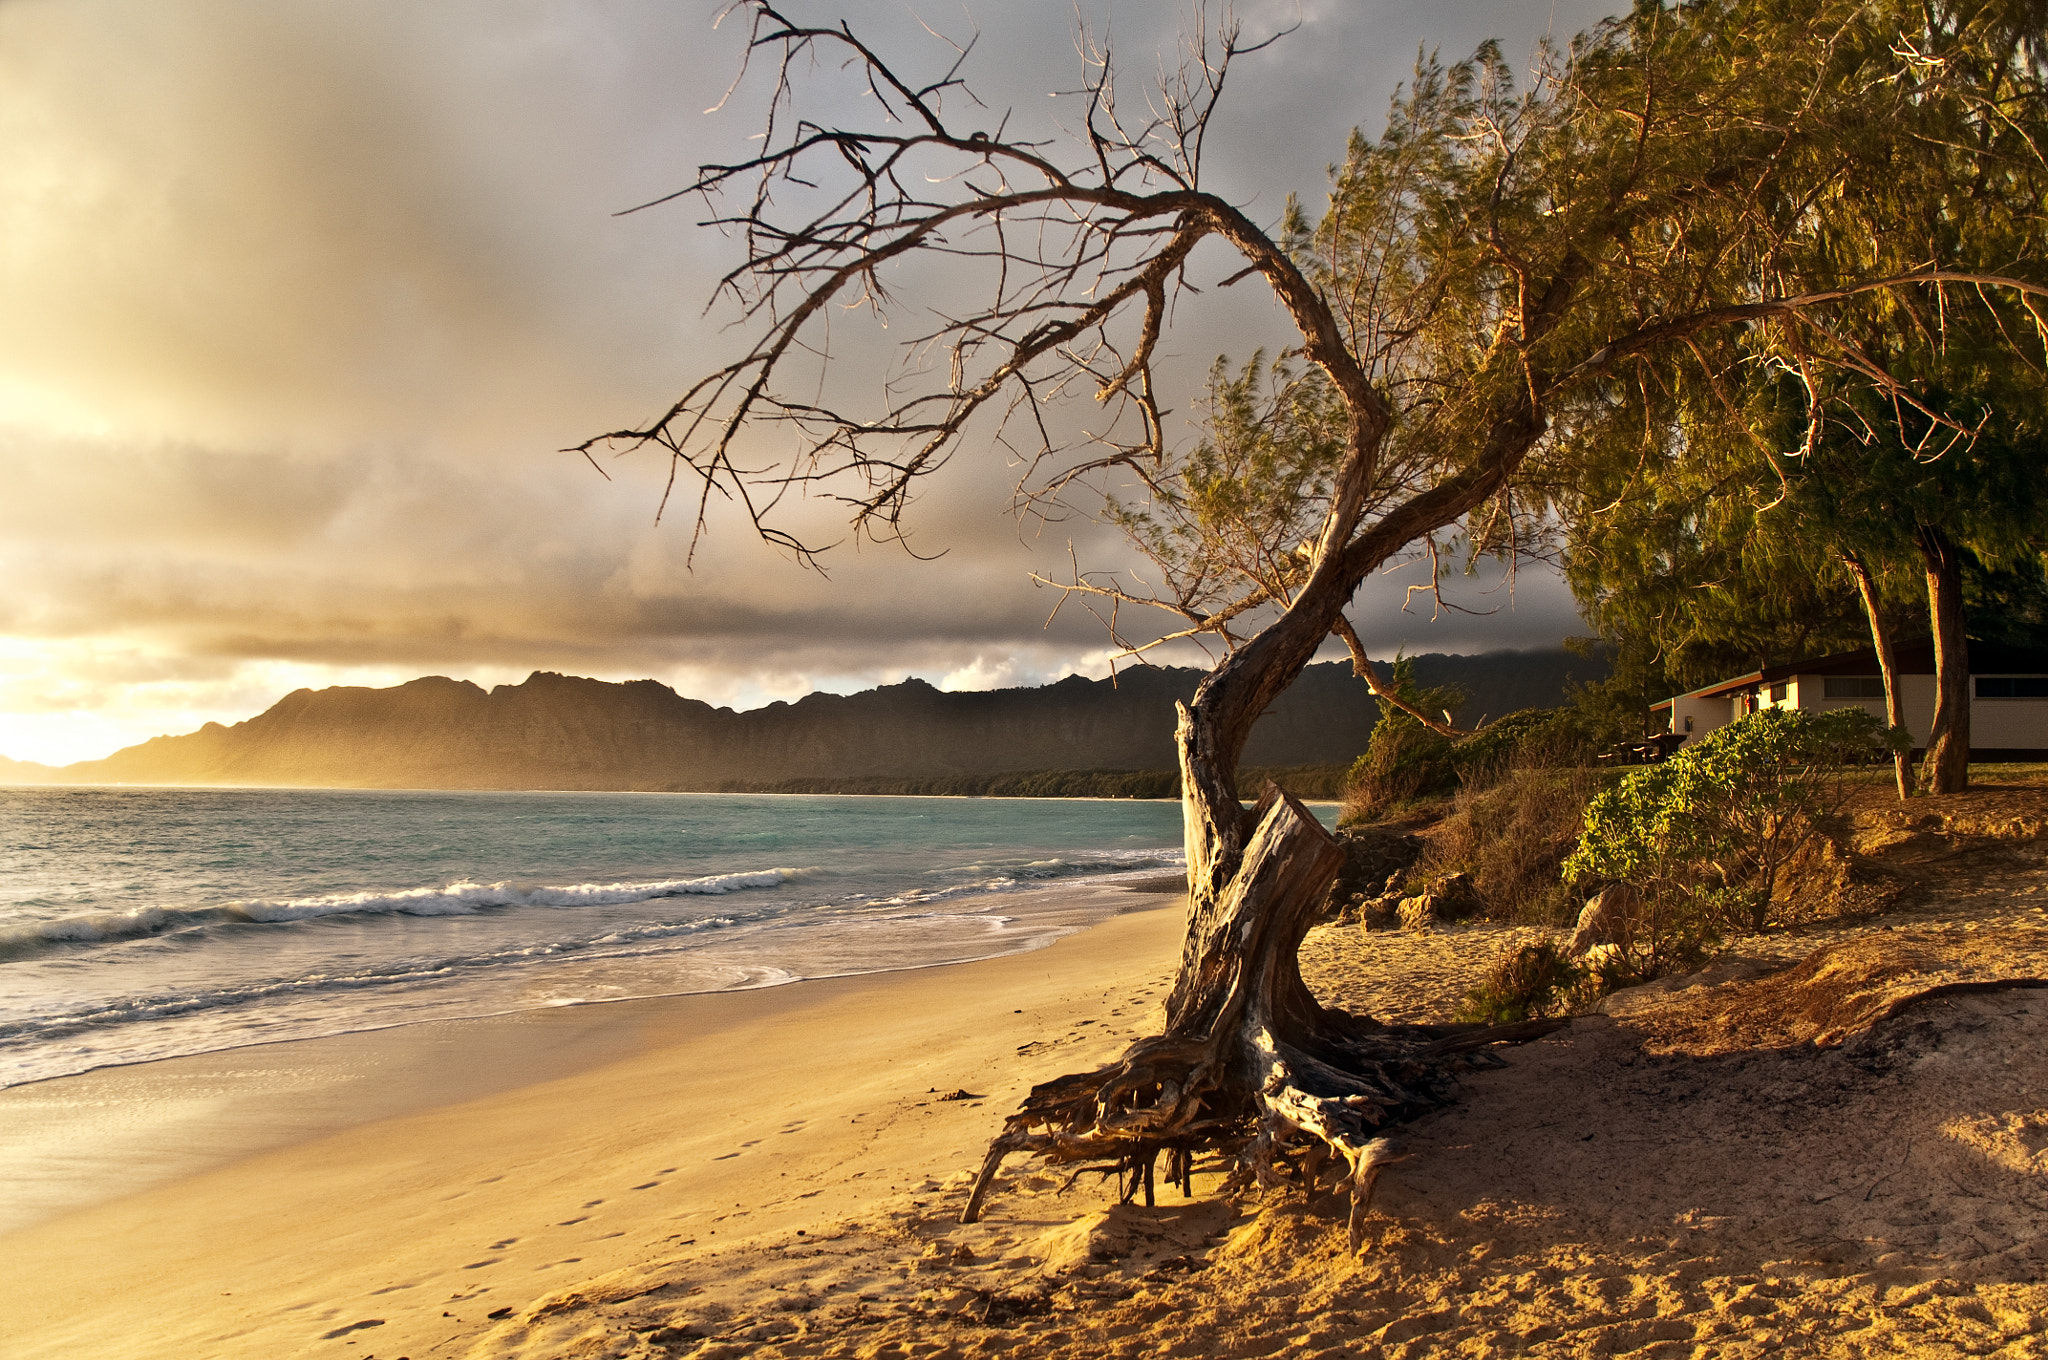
[1843,550,1914,800]
[960,782,1561,1239]
[1917,525,1971,794]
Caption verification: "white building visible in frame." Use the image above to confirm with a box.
[1652,643,2048,759]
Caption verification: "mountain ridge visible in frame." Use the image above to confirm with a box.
[6,649,1603,791]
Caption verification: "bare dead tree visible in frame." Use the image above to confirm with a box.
[580,1,2048,1242]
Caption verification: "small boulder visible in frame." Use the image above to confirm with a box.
[1394,871,1480,930]
[1396,892,1436,931]
[1354,879,1407,930]
[1567,885,1633,955]
[1321,827,1425,918]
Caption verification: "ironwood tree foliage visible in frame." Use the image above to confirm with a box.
[583,0,2046,1235]
[1554,0,2048,795]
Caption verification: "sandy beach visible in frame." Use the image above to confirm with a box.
[0,893,1191,1360]
[11,792,2048,1359]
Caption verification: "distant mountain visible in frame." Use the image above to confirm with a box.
[0,753,56,784]
[23,649,1604,791]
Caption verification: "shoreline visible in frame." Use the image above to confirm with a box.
[0,881,1179,1230]
[2,860,1192,1092]
[0,899,1190,1360]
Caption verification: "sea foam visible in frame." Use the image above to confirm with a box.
[0,868,802,958]
[230,868,802,921]
[0,786,1204,1088]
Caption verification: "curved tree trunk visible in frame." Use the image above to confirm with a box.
[962,333,1565,1242]
[1918,525,1971,794]
[960,780,1559,1242]
[962,536,1566,1236]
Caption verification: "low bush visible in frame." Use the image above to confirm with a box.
[1562,705,1899,981]
[1449,706,1605,782]
[1455,939,1585,1023]
[1412,764,1612,923]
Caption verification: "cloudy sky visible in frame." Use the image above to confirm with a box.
[0,0,1616,765]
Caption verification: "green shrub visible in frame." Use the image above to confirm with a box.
[1341,657,1466,819]
[1562,706,1897,979]
[1342,675,1620,832]
[1455,940,1584,1023]
[1450,706,1600,780]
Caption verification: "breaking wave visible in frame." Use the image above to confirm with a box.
[0,868,803,960]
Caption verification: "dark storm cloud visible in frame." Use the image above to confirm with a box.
[0,0,1618,759]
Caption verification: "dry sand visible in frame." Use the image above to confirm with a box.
[11,790,2048,1359]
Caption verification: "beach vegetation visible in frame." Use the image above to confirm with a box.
[1455,939,1586,1024]
[588,0,2048,1240]
[1338,691,1624,923]
[1564,706,1898,980]
[1341,657,1466,815]
[1415,763,1616,924]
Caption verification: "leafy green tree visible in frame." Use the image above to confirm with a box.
[1562,326,2048,796]
[1555,0,2048,796]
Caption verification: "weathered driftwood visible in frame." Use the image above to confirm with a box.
[964,779,1563,1246]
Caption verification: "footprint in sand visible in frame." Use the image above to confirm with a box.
[713,1152,740,1161]
[631,1181,661,1190]
[489,1238,518,1249]
[462,1259,502,1270]
[556,1216,589,1226]
[582,1199,604,1207]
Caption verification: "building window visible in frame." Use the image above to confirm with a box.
[1823,677,1887,699]
[1976,677,2048,698]
[1769,682,1787,702]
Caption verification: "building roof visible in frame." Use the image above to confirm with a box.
[1655,641,2048,708]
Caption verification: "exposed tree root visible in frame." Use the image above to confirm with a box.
[963,784,1564,1247]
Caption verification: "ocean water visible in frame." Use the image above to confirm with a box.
[0,787,1257,1090]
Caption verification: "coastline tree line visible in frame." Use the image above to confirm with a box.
[587,0,2045,1238]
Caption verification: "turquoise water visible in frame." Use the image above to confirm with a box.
[0,788,1229,1088]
